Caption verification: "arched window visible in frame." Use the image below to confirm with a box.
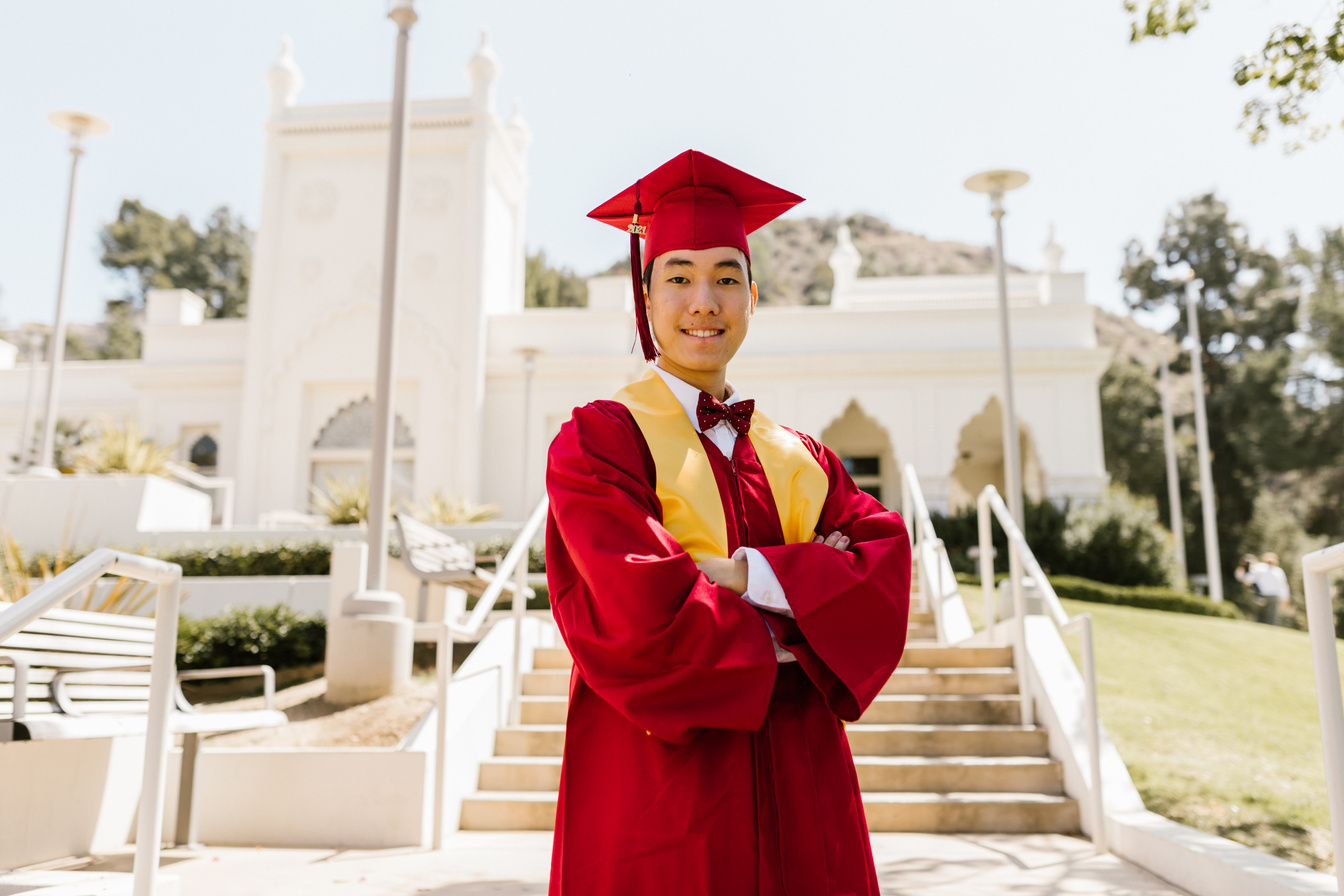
[820,400,899,507]
[947,396,1045,513]
[189,434,218,471]
[309,397,415,507]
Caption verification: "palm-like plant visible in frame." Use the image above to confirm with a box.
[75,418,175,476]
[406,492,501,524]
[310,475,370,526]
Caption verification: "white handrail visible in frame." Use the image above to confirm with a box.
[163,461,235,529]
[423,494,549,849]
[901,464,953,642]
[1302,541,1344,896]
[0,548,182,896]
[977,484,1106,854]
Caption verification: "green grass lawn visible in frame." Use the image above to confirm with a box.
[954,583,1341,872]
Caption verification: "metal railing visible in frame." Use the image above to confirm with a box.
[0,549,183,896]
[163,461,235,529]
[1302,541,1344,895]
[419,494,549,849]
[900,464,957,643]
[977,484,1106,853]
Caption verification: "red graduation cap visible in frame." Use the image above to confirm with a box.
[589,149,804,361]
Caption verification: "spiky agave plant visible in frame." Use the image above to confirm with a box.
[75,418,175,476]
[406,492,501,524]
[309,475,371,526]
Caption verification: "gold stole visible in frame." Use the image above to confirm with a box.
[613,369,829,561]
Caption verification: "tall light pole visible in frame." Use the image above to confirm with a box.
[1159,351,1188,589]
[15,329,46,472]
[364,0,418,593]
[1185,278,1223,603]
[517,348,542,518]
[33,110,110,475]
[964,169,1030,528]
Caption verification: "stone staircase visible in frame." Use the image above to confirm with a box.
[460,584,1079,833]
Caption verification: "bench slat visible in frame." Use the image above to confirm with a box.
[0,650,151,670]
[0,701,59,716]
[20,617,156,644]
[0,667,150,685]
[57,685,153,701]
[0,632,154,657]
[0,602,156,630]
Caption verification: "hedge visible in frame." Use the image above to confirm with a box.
[178,605,326,671]
[954,571,1241,619]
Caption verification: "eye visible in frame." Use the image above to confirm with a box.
[717,277,739,285]
[668,275,690,284]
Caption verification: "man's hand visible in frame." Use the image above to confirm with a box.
[696,556,748,595]
[814,530,851,551]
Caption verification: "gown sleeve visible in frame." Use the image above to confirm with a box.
[545,401,780,745]
[753,432,912,720]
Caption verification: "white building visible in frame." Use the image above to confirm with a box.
[0,37,1109,532]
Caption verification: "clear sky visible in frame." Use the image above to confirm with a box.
[1,0,1341,327]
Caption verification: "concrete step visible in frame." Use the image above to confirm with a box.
[908,610,934,625]
[906,623,938,640]
[852,755,1063,794]
[0,870,180,895]
[859,694,1022,725]
[519,695,569,725]
[479,755,563,792]
[881,668,1018,695]
[460,791,558,831]
[521,671,570,696]
[495,724,567,757]
[861,792,1079,833]
[844,723,1049,757]
[533,647,572,670]
[899,645,1014,668]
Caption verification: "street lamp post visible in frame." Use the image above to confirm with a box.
[33,110,110,475]
[964,169,1030,528]
[365,0,418,593]
[1185,278,1223,603]
[517,348,542,518]
[15,329,46,471]
[1159,352,1188,589]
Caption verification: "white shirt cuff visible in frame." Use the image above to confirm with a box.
[734,547,794,618]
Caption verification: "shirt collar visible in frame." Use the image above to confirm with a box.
[651,365,748,434]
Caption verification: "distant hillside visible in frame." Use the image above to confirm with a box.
[594,213,1016,306]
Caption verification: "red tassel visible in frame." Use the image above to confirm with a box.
[628,191,657,361]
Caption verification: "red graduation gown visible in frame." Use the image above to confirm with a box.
[545,399,912,896]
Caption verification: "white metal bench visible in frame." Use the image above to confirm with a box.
[0,600,288,847]
[393,514,534,620]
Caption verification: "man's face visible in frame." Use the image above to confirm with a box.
[645,246,757,383]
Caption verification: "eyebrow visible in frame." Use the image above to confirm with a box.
[661,257,745,272]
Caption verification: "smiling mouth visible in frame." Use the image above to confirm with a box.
[682,328,724,339]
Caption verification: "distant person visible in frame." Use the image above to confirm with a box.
[544,150,913,895]
[1235,552,1290,624]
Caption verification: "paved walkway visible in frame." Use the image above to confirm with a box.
[67,832,1190,895]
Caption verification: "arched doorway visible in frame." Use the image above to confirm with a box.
[309,397,416,505]
[820,400,899,507]
[948,396,1044,512]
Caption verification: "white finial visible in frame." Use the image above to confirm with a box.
[829,222,862,308]
[467,29,502,114]
[506,100,532,153]
[267,36,304,116]
[1041,222,1064,273]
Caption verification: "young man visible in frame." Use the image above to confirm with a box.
[544,149,912,895]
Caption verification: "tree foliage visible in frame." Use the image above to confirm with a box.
[1120,193,1306,579]
[1125,1,1344,149]
[100,200,252,318]
[525,251,587,308]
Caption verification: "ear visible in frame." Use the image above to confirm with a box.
[749,279,758,315]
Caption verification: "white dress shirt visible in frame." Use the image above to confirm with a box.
[652,365,797,663]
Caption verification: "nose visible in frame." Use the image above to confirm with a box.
[687,279,720,316]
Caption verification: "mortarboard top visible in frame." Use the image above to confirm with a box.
[588,149,804,361]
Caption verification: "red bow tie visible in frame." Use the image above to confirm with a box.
[697,391,755,436]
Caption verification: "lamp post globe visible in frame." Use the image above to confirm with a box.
[963,168,1030,529]
[32,110,110,476]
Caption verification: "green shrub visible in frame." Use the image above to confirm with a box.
[164,540,332,577]
[1049,575,1242,619]
[178,605,326,671]
[474,538,546,573]
[931,499,1069,576]
[1063,485,1178,587]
